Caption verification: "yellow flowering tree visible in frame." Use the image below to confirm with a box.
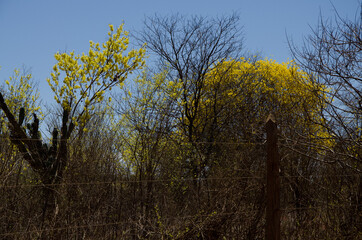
[0,68,42,182]
[0,24,145,186]
[48,24,145,132]
[191,58,329,143]
[0,23,145,222]
[114,69,189,222]
[0,68,41,135]
[166,58,330,180]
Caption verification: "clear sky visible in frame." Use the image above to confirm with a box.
[0,0,360,106]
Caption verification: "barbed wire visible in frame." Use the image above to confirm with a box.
[0,137,269,145]
[0,176,265,189]
[0,173,359,189]
[281,204,362,212]
[2,136,360,142]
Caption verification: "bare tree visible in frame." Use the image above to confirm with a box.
[290,5,362,238]
[138,13,243,143]
[290,4,362,170]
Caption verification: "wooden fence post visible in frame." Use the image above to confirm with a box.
[265,114,280,240]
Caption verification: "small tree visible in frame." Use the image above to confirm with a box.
[0,68,41,189]
[0,24,145,223]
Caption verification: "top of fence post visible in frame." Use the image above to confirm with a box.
[265,113,276,125]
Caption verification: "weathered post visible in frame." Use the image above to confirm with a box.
[265,114,280,240]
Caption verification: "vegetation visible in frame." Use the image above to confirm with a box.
[0,10,360,239]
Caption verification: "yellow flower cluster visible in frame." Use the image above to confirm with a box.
[46,24,146,129]
[1,69,41,133]
[198,58,331,147]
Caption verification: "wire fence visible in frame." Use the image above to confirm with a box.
[0,134,360,238]
[1,182,360,238]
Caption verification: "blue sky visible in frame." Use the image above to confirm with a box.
[0,0,360,106]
